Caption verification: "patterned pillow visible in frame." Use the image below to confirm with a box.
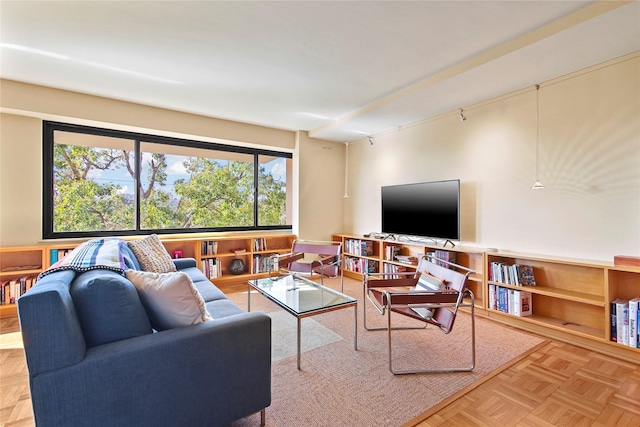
[125,269,213,331]
[127,234,176,273]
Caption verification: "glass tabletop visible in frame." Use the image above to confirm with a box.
[248,274,356,316]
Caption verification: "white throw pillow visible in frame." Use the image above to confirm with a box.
[125,270,212,330]
[127,234,177,273]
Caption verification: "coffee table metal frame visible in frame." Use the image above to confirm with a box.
[248,274,357,370]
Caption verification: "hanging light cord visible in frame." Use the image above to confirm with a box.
[532,84,545,190]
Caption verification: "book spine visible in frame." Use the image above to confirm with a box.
[629,299,638,348]
[610,300,618,342]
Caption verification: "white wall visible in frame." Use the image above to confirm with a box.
[344,55,640,262]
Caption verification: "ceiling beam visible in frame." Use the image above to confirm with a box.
[308,0,632,139]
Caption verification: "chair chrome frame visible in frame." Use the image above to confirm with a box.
[268,239,344,291]
[364,255,476,375]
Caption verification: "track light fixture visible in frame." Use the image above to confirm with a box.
[459,108,467,122]
[532,84,545,190]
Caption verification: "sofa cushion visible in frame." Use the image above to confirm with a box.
[70,270,153,347]
[127,234,176,273]
[205,299,246,319]
[125,270,212,331]
[193,278,227,302]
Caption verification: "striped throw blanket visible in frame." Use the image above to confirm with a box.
[38,238,127,279]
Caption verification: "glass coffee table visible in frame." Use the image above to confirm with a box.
[248,274,357,370]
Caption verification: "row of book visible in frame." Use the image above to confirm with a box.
[49,248,72,264]
[201,241,219,255]
[344,256,378,274]
[382,262,410,279]
[611,297,640,348]
[252,254,278,274]
[253,238,269,252]
[1,276,37,305]
[427,250,457,268]
[489,284,532,317]
[384,245,401,261]
[344,239,375,256]
[200,258,223,279]
[488,262,537,286]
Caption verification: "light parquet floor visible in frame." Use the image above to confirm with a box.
[1,315,639,427]
[413,340,640,427]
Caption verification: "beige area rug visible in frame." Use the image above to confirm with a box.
[227,276,545,427]
[270,311,344,362]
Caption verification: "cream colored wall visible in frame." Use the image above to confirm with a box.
[1,80,295,150]
[0,114,43,246]
[297,131,345,241]
[0,81,343,246]
[344,54,640,262]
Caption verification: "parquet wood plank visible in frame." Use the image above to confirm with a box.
[415,341,640,426]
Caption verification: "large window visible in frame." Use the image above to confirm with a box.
[43,122,292,239]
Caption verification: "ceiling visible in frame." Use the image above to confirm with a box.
[1,1,638,143]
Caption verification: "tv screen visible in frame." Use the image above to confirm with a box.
[381,179,460,241]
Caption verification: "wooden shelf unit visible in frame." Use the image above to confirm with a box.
[334,234,640,362]
[0,246,46,318]
[193,234,295,286]
[333,234,486,308]
[0,233,295,318]
[486,251,640,362]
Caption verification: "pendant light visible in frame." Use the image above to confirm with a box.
[532,84,545,190]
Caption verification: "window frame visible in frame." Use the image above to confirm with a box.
[42,121,293,239]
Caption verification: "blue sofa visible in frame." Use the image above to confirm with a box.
[18,249,271,427]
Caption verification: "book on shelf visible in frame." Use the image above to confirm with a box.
[395,255,418,264]
[613,299,629,346]
[344,256,378,274]
[253,253,279,274]
[490,285,532,317]
[628,297,640,348]
[202,241,219,255]
[201,258,222,279]
[1,276,37,305]
[489,284,497,310]
[427,250,456,268]
[382,262,410,279]
[610,300,618,342]
[253,238,268,252]
[488,262,536,286]
[49,248,73,266]
[385,245,401,261]
[345,239,374,256]
[511,289,532,317]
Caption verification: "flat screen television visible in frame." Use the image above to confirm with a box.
[381,179,460,241]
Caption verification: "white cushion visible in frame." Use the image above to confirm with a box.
[125,269,212,330]
[416,272,445,290]
[127,234,177,273]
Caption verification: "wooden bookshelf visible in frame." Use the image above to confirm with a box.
[0,246,45,318]
[194,234,295,285]
[0,233,295,318]
[486,251,640,362]
[333,234,486,309]
[333,234,640,363]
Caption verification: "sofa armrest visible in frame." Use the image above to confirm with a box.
[30,311,271,427]
[173,257,197,270]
